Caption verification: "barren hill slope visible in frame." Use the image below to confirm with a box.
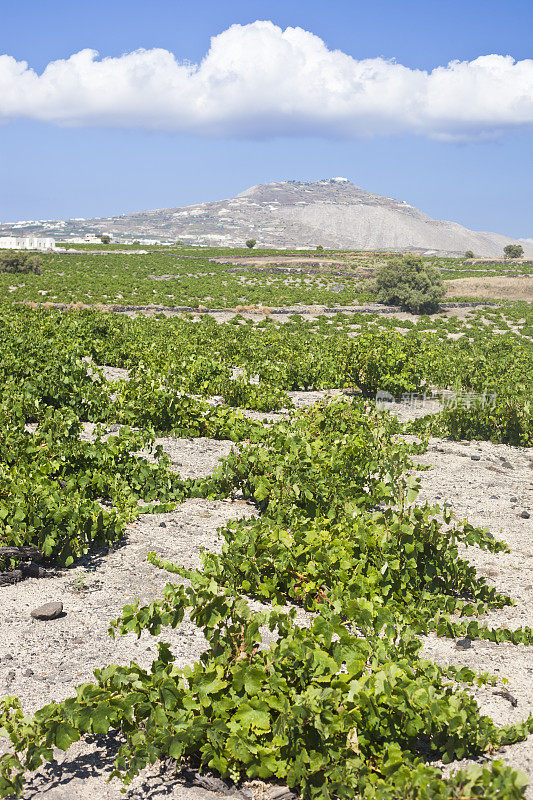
[2,178,530,257]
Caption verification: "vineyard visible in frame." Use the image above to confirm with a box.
[0,252,532,799]
[1,244,532,308]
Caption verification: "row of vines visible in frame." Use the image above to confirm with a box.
[0,305,532,798]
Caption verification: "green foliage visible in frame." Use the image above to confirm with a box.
[503,244,524,259]
[0,252,42,275]
[376,255,445,314]
[1,575,531,800]
[100,235,111,244]
[215,400,413,518]
[0,405,190,565]
[411,396,532,447]
[245,239,256,249]
[0,244,531,307]
[347,331,429,398]
[465,250,475,259]
[0,303,532,799]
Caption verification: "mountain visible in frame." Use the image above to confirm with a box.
[1,179,530,257]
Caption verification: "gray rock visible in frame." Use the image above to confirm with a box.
[30,601,64,621]
[520,510,530,519]
[267,787,296,800]
[471,455,481,461]
[455,637,472,650]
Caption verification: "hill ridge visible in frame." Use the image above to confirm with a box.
[1,179,530,257]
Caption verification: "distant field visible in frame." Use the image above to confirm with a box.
[1,244,532,308]
[446,275,533,301]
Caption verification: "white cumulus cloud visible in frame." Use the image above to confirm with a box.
[1,21,532,139]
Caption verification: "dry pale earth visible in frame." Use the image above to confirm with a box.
[445,276,533,302]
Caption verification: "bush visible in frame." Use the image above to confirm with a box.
[503,244,524,259]
[375,255,444,314]
[432,396,532,447]
[245,239,256,249]
[465,250,474,259]
[0,252,42,275]
[100,235,111,245]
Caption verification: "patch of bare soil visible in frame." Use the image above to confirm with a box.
[209,256,357,268]
[399,427,533,793]
[446,276,533,301]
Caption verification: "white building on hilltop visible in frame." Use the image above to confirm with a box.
[0,236,57,251]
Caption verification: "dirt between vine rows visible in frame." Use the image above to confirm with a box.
[116,302,490,323]
[0,398,532,798]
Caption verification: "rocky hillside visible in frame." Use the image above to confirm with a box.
[2,178,530,257]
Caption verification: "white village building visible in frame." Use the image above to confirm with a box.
[0,236,57,251]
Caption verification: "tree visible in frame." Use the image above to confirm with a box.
[375,254,445,314]
[100,235,111,245]
[464,250,475,259]
[316,245,324,252]
[246,239,256,249]
[0,252,42,274]
[503,244,524,259]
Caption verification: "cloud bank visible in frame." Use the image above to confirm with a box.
[1,21,532,139]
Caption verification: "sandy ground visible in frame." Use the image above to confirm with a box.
[208,256,358,268]
[1,396,532,798]
[117,304,492,324]
[19,300,497,323]
[446,276,533,301]
[412,437,533,790]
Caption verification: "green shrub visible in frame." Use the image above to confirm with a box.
[424,396,532,447]
[375,255,444,314]
[503,244,524,259]
[348,331,428,397]
[0,252,42,275]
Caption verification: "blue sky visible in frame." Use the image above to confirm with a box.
[1,0,532,238]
